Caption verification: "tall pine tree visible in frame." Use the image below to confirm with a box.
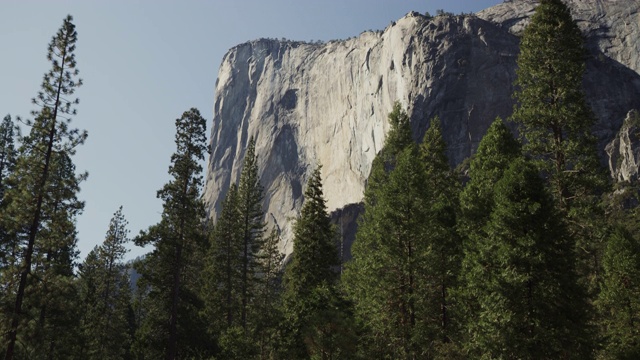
[133,108,208,360]
[1,15,86,360]
[457,119,521,347]
[78,207,133,360]
[281,166,348,359]
[418,116,462,353]
[511,0,608,293]
[236,136,266,330]
[512,0,605,211]
[344,105,432,359]
[462,158,590,358]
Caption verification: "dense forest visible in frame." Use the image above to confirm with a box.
[2,0,640,359]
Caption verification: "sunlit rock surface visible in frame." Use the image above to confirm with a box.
[204,0,640,256]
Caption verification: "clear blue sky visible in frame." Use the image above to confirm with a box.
[0,0,501,261]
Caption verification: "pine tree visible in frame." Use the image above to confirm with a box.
[457,119,521,348]
[201,185,243,357]
[0,115,16,204]
[133,108,208,360]
[236,136,266,330]
[418,117,462,352]
[1,15,85,359]
[458,119,521,235]
[512,0,607,312]
[344,106,432,359]
[512,0,606,211]
[255,228,284,359]
[281,166,348,359]
[201,136,275,358]
[0,114,17,277]
[597,227,640,359]
[463,158,590,358]
[284,166,339,297]
[78,207,133,360]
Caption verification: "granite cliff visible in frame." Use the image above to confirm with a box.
[204,0,640,256]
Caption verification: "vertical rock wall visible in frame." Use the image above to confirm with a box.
[204,1,640,256]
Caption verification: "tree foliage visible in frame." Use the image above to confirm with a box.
[1,15,86,360]
[281,166,349,359]
[597,227,640,359]
[462,158,590,358]
[345,106,462,359]
[78,207,133,360]
[133,108,208,360]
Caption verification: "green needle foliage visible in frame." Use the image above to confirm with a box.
[419,117,462,352]
[463,158,590,359]
[345,105,462,359]
[281,165,350,359]
[203,184,242,339]
[458,119,521,236]
[1,15,86,360]
[597,227,640,359]
[512,0,609,313]
[512,0,606,211]
[0,114,17,274]
[457,119,521,344]
[202,137,279,359]
[78,207,133,360]
[133,108,208,360]
[236,136,266,330]
[0,115,16,204]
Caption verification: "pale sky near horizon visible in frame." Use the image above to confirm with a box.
[0,0,501,262]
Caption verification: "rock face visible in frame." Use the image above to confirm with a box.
[606,110,640,183]
[204,0,640,256]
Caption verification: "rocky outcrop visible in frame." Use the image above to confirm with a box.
[478,0,640,75]
[204,0,640,256]
[606,110,640,183]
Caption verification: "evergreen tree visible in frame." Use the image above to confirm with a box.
[512,0,606,211]
[281,166,349,359]
[0,114,17,281]
[457,119,521,348]
[463,158,590,359]
[418,117,462,352]
[1,15,85,359]
[597,227,640,359]
[133,108,208,360]
[201,136,276,359]
[255,228,284,359]
[236,136,266,329]
[78,207,133,360]
[512,0,607,320]
[458,119,521,235]
[344,106,432,359]
[0,115,16,204]
[201,185,243,357]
